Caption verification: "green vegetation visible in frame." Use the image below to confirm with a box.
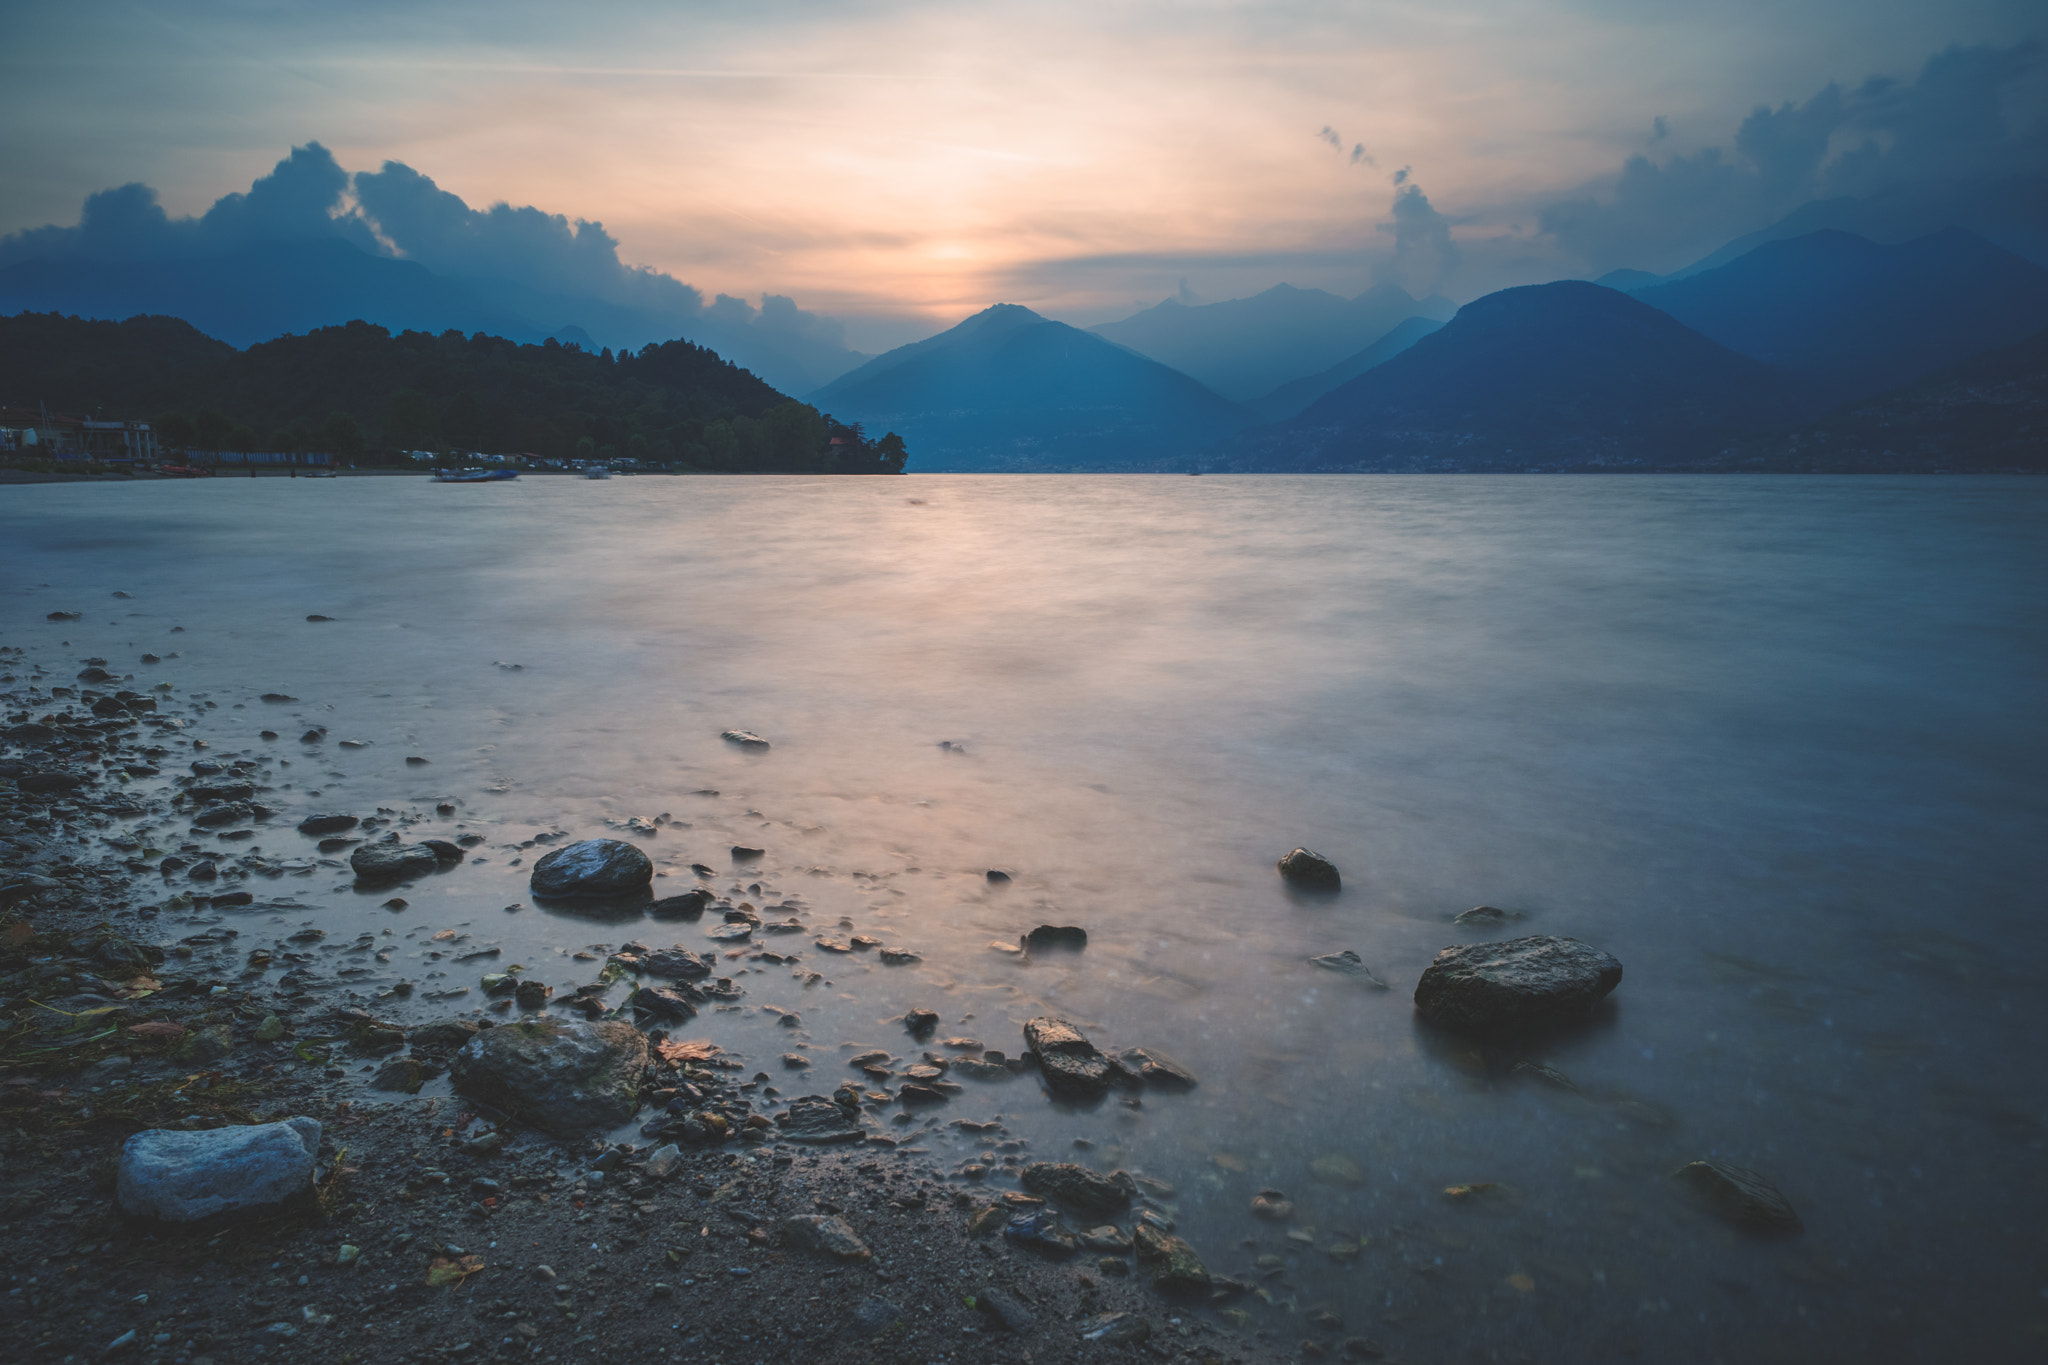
[0,312,906,472]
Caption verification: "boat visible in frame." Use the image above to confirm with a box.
[301,468,338,479]
[433,468,520,483]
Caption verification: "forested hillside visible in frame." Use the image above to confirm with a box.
[0,312,905,472]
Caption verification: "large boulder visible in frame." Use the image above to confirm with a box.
[1023,1016,1115,1098]
[118,1118,321,1222]
[449,1018,647,1135]
[1413,935,1622,1033]
[529,838,653,898]
[349,841,440,882]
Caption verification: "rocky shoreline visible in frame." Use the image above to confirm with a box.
[0,638,1301,1365]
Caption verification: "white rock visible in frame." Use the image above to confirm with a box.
[117,1117,321,1222]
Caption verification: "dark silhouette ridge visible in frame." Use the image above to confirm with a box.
[1212,281,1806,471]
[1633,228,2048,402]
[0,311,905,473]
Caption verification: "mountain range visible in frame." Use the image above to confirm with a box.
[1089,282,1453,402]
[808,304,1250,470]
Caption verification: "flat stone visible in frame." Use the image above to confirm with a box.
[1079,1224,1133,1252]
[448,1017,648,1136]
[1111,1046,1198,1089]
[1023,1016,1114,1098]
[295,813,359,835]
[1277,847,1341,891]
[721,730,771,750]
[1674,1160,1802,1233]
[118,1118,321,1223]
[1453,905,1521,928]
[1003,1208,1078,1256]
[783,1213,872,1260]
[1021,1162,1132,1214]
[975,1285,1037,1334]
[776,1095,867,1144]
[643,948,713,979]
[529,838,653,898]
[650,889,714,918]
[1413,936,1623,1033]
[349,841,440,882]
[1081,1311,1151,1344]
[850,1297,903,1338]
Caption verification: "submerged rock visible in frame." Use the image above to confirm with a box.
[449,1018,647,1136]
[643,947,713,979]
[1020,1162,1132,1214]
[1250,1189,1295,1221]
[118,1117,321,1223]
[529,838,653,898]
[349,841,440,882]
[721,729,771,750]
[1023,924,1087,950]
[1413,935,1623,1033]
[1674,1160,1803,1233]
[1023,1016,1115,1098]
[1111,1046,1199,1090]
[1453,905,1522,928]
[1309,950,1388,987]
[1277,847,1341,891]
[904,1007,939,1038]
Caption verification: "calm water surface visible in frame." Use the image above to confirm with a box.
[4,474,2045,1361]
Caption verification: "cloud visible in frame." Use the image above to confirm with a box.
[0,143,373,266]
[1540,42,2048,273]
[0,141,855,379]
[1376,181,1460,298]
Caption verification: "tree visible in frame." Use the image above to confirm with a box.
[193,408,231,452]
[154,412,197,451]
[323,411,365,460]
[386,389,437,448]
[874,431,908,475]
[228,424,259,455]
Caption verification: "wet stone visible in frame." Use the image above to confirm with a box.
[1277,847,1341,891]
[295,813,359,835]
[1023,1015,1114,1098]
[1454,905,1522,928]
[777,1095,866,1144]
[1250,1189,1295,1221]
[349,841,440,882]
[1134,1223,1210,1296]
[1004,1208,1079,1256]
[448,1017,648,1137]
[1020,1162,1132,1215]
[1309,950,1388,987]
[529,838,653,898]
[1111,1046,1198,1089]
[1413,935,1624,1033]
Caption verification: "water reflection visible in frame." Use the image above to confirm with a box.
[2,473,2043,1361]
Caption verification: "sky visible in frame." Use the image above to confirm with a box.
[2,0,2044,351]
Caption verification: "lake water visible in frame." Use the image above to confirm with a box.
[4,474,2045,1361]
